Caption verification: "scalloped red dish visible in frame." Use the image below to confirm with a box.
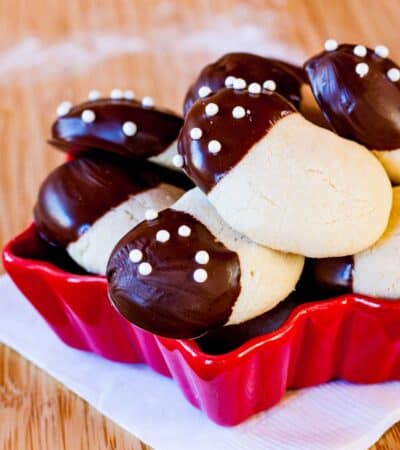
[3,224,400,425]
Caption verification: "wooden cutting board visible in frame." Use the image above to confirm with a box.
[0,0,399,448]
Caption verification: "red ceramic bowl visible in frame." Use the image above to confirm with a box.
[3,224,400,425]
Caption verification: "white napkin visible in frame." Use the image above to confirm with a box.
[0,274,399,450]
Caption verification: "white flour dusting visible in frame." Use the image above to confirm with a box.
[0,3,304,82]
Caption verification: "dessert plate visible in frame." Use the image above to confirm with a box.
[3,224,400,425]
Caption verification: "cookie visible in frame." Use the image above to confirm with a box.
[50,93,183,170]
[34,154,184,274]
[177,87,392,257]
[305,42,400,182]
[305,187,400,299]
[107,188,304,339]
[183,52,305,114]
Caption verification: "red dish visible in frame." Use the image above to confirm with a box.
[3,224,400,426]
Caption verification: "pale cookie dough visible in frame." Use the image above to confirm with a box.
[353,187,400,298]
[68,184,183,275]
[173,188,305,325]
[178,88,392,258]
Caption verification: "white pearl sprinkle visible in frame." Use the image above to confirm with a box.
[374,45,389,58]
[122,121,137,137]
[88,90,100,101]
[324,39,338,51]
[205,102,219,117]
[145,209,158,221]
[110,88,123,99]
[195,250,209,265]
[178,225,191,237]
[172,154,184,168]
[56,101,72,117]
[81,109,96,123]
[248,82,262,94]
[208,140,222,154]
[355,62,369,77]
[138,262,152,276]
[142,96,154,108]
[193,268,208,283]
[263,80,276,91]
[129,249,143,263]
[233,78,247,90]
[198,86,212,98]
[387,68,400,82]
[156,229,170,243]
[124,90,135,100]
[353,45,367,57]
[190,127,203,140]
[225,76,236,88]
[232,106,246,119]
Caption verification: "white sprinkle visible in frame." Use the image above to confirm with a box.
[81,109,95,123]
[353,45,367,57]
[172,154,184,168]
[178,225,191,237]
[205,102,219,117]
[263,80,276,91]
[124,90,135,100]
[198,86,212,98]
[355,62,369,77]
[324,39,338,51]
[129,249,143,263]
[195,250,209,265]
[208,140,222,154]
[56,101,72,117]
[232,106,246,119]
[142,96,154,108]
[233,78,246,90]
[387,67,400,82]
[248,82,262,94]
[156,229,170,243]
[375,45,389,58]
[193,268,208,283]
[110,88,123,99]
[122,121,137,136]
[138,262,152,276]
[190,127,203,140]
[225,76,236,88]
[145,209,158,221]
[88,90,100,101]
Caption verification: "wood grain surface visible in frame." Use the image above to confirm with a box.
[0,0,399,448]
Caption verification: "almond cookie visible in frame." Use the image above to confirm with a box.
[34,154,185,274]
[305,42,400,182]
[177,87,392,257]
[107,188,304,338]
[51,93,183,170]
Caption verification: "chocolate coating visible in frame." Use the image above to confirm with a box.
[12,225,89,275]
[50,98,183,158]
[184,53,305,114]
[178,88,296,193]
[33,153,191,248]
[196,293,305,354]
[305,44,400,150]
[107,209,241,339]
[300,256,354,298]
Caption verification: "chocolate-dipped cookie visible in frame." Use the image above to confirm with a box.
[50,93,183,170]
[177,86,392,258]
[34,154,184,275]
[183,52,305,114]
[305,187,400,299]
[107,188,304,339]
[305,41,400,182]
